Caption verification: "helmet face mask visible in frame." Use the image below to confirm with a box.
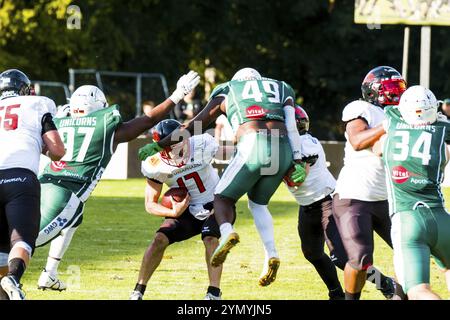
[161,141,189,168]
[294,105,310,135]
[398,85,438,126]
[0,69,31,99]
[362,66,406,107]
[70,85,108,117]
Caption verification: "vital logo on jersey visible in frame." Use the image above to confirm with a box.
[392,166,411,184]
[391,166,424,184]
[246,106,266,120]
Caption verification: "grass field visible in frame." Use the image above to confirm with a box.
[21,179,449,300]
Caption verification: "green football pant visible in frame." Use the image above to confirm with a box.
[215,131,293,205]
[391,206,450,292]
[35,181,84,247]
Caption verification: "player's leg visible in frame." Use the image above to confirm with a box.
[1,169,41,300]
[429,207,450,297]
[0,207,9,300]
[368,200,406,299]
[332,195,374,300]
[38,223,80,291]
[244,134,292,285]
[212,133,266,267]
[37,183,84,291]
[307,196,345,300]
[131,212,199,300]
[248,200,280,287]
[202,212,223,300]
[391,209,438,300]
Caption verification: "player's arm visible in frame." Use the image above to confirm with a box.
[113,71,200,147]
[144,179,190,218]
[158,96,225,148]
[346,118,385,151]
[372,134,387,156]
[41,113,65,161]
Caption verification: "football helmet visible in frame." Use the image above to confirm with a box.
[232,68,262,81]
[0,69,31,99]
[152,119,189,167]
[294,105,310,135]
[398,85,438,126]
[361,66,406,107]
[70,85,108,117]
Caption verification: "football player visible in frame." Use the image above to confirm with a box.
[374,86,450,300]
[332,66,406,300]
[138,68,307,285]
[35,71,200,291]
[279,105,398,299]
[129,119,223,300]
[0,69,65,300]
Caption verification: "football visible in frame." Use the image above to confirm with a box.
[160,187,189,209]
[283,164,309,188]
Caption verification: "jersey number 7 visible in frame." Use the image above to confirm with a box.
[177,172,206,193]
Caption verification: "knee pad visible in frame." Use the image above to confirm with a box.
[348,256,373,271]
[0,252,8,267]
[11,241,33,259]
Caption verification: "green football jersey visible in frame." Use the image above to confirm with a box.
[383,106,450,213]
[210,79,295,133]
[40,105,122,201]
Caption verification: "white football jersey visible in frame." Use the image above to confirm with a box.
[141,134,220,220]
[334,100,387,201]
[287,134,336,206]
[0,95,57,175]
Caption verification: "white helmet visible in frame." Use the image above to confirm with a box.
[70,85,108,117]
[55,104,71,118]
[232,68,262,81]
[398,85,438,126]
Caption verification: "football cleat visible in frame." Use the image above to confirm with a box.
[211,232,240,268]
[37,270,67,291]
[379,277,405,300]
[129,291,143,300]
[204,292,222,300]
[1,275,25,300]
[259,257,280,287]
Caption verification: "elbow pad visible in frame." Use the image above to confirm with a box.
[41,113,57,135]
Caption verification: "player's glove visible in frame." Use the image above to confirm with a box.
[138,142,164,161]
[290,162,307,184]
[169,70,201,104]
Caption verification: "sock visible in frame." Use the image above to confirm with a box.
[248,200,278,258]
[329,287,345,300]
[219,223,234,239]
[46,227,78,276]
[309,255,342,292]
[0,285,9,300]
[207,286,221,297]
[7,258,26,283]
[134,283,147,295]
[45,257,61,277]
[345,291,361,300]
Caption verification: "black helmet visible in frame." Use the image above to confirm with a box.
[361,66,406,107]
[0,69,31,98]
[152,119,182,142]
[152,119,187,167]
